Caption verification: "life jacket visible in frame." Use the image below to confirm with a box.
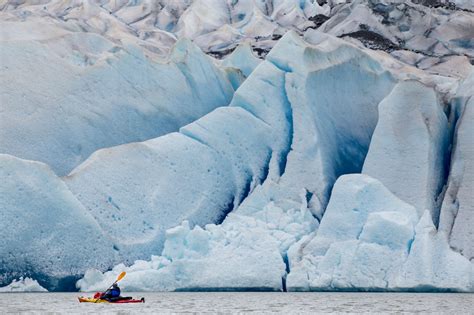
[110,287,120,297]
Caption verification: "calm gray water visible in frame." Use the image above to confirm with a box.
[0,292,473,314]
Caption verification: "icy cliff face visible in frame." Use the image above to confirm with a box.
[77,32,472,293]
[362,80,449,222]
[1,0,473,292]
[439,71,474,261]
[0,29,234,175]
[0,154,117,290]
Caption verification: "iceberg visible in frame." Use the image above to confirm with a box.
[0,277,48,293]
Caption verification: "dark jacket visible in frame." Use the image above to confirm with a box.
[103,286,121,299]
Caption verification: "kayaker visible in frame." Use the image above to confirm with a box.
[101,283,121,301]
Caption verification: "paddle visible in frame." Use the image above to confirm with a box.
[94,271,126,303]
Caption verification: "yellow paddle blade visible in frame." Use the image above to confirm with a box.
[116,271,126,282]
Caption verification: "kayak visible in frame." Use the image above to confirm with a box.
[78,296,145,303]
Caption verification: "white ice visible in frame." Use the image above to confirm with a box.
[78,31,398,292]
[1,1,473,291]
[287,174,473,292]
[0,154,116,290]
[439,70,474,261]
[0,277,47,293]
[0,30,234,175]
[362,80,449,222]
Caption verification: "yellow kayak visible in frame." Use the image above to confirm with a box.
[78,296,145,303]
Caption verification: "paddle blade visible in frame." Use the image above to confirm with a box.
[116,271,126,282]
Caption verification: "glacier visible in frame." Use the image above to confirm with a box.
[0,30,235,176]
[439,70,474,261]
[1,0,473,292]
[0,154,117,291]
[362,80,449,222]
[287,174,473,292]
[76,30,398,292]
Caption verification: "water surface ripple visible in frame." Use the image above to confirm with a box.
[1,292,472,314]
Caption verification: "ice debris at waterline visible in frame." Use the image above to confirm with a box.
[1,1,474,292]
[0,278,47,293]
[78,175,473,293]
[287,175,473,292]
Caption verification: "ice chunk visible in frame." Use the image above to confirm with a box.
[363,80,449,221]
[0,277,47,293]
[288,174,473,292]
[287,174,418,291]
[78,198,316,292]
[395,211,474,291]
[307,174,417,249]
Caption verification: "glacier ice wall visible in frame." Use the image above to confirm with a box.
[0,154,116,290]
[0,31,234,176]
[65,105,276,262]
[439,71,474,261]
[1,1,473,292]
[362,80,449,222]
[78,31,473,293]
[77,31,403,292]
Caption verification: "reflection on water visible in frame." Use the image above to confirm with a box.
[1,292,473,314]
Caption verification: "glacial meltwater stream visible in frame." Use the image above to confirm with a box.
[1,292,473,313]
